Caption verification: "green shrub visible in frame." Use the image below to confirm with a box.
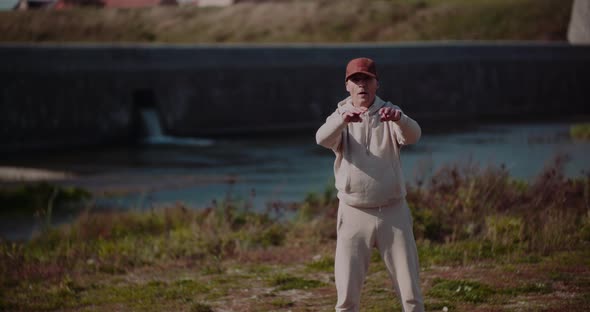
[410,205,447,242]
[485,215,524,247]
[253,224,286,247]
[571,123,590,141]
[0,183,91,215]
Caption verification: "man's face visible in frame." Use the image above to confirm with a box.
[346,73,378,107]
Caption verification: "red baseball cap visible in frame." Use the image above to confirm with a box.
[345,57,377,81]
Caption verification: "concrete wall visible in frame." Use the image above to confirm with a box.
[1,43,589,151]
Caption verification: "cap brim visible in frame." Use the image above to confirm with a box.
[345,71,377,81]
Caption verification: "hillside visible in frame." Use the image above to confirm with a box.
[0,0,573,43]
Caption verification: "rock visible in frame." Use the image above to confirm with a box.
[0,166,74,182]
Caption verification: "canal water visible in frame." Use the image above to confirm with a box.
[1,121,589,240]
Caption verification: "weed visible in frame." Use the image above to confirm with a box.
[270,273,325,291]
[361,277,402,311]
[515,254,543,264]
[549,271,572,282]
[306,255,334,272]
[200,258,224,275]
[270,297,295,308]
[418,240,505,267]
[371,248,381,263]
[580,210,590,242]
[191,302,214,312]
[410,205,447,242]
[485,215,524,247]
[247,264,273,274]
[503,282,552,295]
[428,278,495,303]
[298,181,338,221]
[571,123,590,141]
[251,223,286,247]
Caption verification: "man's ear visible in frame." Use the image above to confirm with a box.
[345,81,352,92]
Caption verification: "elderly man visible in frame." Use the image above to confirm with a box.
[315,57,424,312]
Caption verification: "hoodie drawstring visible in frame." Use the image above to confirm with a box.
[365,112,372,155]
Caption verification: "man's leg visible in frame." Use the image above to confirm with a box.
[375,200,424,312]
[334,202,374,312]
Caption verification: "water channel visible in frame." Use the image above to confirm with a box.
[1,120,589,240]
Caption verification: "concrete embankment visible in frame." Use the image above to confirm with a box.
[1,43,589,151]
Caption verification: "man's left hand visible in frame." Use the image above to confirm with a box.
[379,107,402,122]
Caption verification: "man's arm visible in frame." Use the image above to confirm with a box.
[315,110,347,151]
[379,105,421,146]
[392,114,421,146]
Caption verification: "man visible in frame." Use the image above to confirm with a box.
[315,57,424,312]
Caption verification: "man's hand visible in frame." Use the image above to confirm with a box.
[341,106,367,123]
[379,107,402,122]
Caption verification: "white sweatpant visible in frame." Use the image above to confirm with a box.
[334,199,424,312]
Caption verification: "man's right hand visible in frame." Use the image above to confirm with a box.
[341,106,367,123]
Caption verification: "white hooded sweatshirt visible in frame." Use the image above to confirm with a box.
[315,96,421,208]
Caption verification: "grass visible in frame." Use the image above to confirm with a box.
[0,157,589,311]
[428,278,496,303]
[0,0,572,43]
[305,255,334,272]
